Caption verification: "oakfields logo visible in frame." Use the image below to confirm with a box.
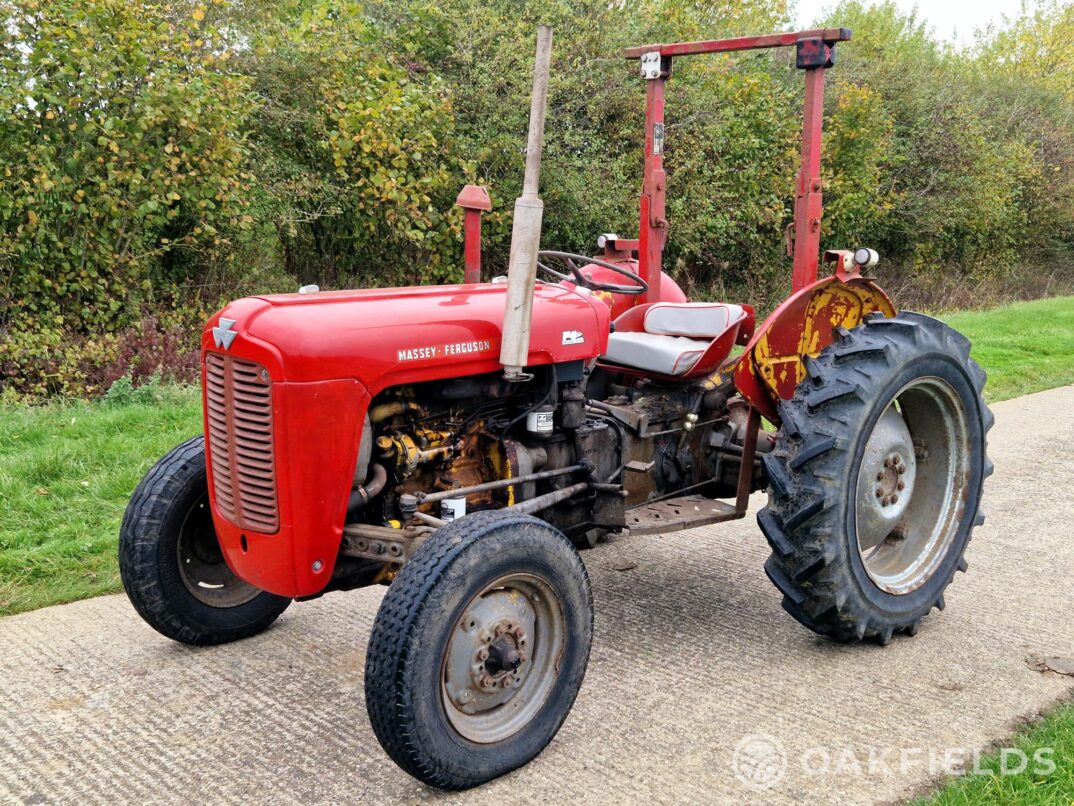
[731,733,1056,790]
[731,733,787,790]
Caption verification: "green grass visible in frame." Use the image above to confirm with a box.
[914,697,1074,805]
[0,384,201,615]
[942,296,1074,402]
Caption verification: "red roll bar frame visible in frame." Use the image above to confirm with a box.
[624,28,852,301]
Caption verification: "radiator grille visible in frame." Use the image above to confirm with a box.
[205,353,280,534]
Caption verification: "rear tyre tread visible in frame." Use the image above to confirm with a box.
[757,312,992,644]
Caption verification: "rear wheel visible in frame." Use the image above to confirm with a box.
[119,436,290,645]
[365,510,593,790]
[758,312,993,644]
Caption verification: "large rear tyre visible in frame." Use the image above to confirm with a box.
[758,312,994,644]
[364,510,593,790]
[119,436,291,645]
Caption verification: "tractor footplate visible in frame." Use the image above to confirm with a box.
[624,494,741,536]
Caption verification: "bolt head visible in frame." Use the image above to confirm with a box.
[897,480,905,491]
[311,559,324,572]
[478,648,489,661]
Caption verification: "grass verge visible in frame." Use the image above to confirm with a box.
[942,296,1074,402]
[0,384,200,615]
[914,696,1074,805]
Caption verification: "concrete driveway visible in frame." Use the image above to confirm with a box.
[2,386,1073,805]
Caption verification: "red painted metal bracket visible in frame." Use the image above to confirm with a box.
[623,28,851,305]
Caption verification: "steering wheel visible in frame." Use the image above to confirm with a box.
[536,250,648,296]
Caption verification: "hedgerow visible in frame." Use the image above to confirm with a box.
[1,0,1072,400]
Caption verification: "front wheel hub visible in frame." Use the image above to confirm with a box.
[442,574,563,744]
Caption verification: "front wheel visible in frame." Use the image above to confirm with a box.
[364,510,593,790]
[119,436,291,645]
[758,312,994,644]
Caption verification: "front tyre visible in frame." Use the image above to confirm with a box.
[759,312,994,644]
[119,436,290,645]
[365,510,593,790]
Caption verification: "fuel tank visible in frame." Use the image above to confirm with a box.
[199,281,611,598]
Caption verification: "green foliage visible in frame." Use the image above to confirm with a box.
[239,0,466,287]
[1,0,1073,402]
[0,0,254,333]
[817,1,1074,280]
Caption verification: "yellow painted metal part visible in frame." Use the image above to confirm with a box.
[746,278,896,410]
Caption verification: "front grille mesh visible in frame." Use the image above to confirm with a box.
[205,353,280,534]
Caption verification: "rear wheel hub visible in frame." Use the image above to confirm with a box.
[854,377,970,595]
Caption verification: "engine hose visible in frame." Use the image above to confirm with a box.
[346,463,387,520]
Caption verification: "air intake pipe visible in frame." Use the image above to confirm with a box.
[499,25,553,382]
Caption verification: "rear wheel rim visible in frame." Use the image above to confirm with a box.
[854,376,970,595]
[176,492,261,608]
[441,573,565,744]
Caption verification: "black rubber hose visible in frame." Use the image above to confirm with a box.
[346,463,387,520]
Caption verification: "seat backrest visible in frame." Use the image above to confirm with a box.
[643,302,746,338]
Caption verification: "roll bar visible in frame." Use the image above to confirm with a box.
[623,28,852,299]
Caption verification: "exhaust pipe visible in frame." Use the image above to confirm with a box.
[500,25,553,382]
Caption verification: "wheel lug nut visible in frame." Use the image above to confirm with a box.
[883,458,892,468]
[897,480,905,491]
[876,472,884,481]
[513,627,524,638]
[478,648,489,661]
[875,487,883,498]
[891,494,899,504]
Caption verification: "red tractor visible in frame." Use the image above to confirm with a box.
[120,26,992,789]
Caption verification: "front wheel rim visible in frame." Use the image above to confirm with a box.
[441,573,565,744]
[854,376,971,595]
[176,492,261,608]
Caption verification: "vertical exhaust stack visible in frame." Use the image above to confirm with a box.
[500,25,553,382]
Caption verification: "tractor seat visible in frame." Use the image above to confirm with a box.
[602,302,749,378]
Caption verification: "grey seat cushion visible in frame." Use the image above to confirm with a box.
[602,331,710,376]
[643,302,746,338]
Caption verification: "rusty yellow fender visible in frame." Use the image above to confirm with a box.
[732,262,895,424]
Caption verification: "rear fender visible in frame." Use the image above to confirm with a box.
[732,272,896,424]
